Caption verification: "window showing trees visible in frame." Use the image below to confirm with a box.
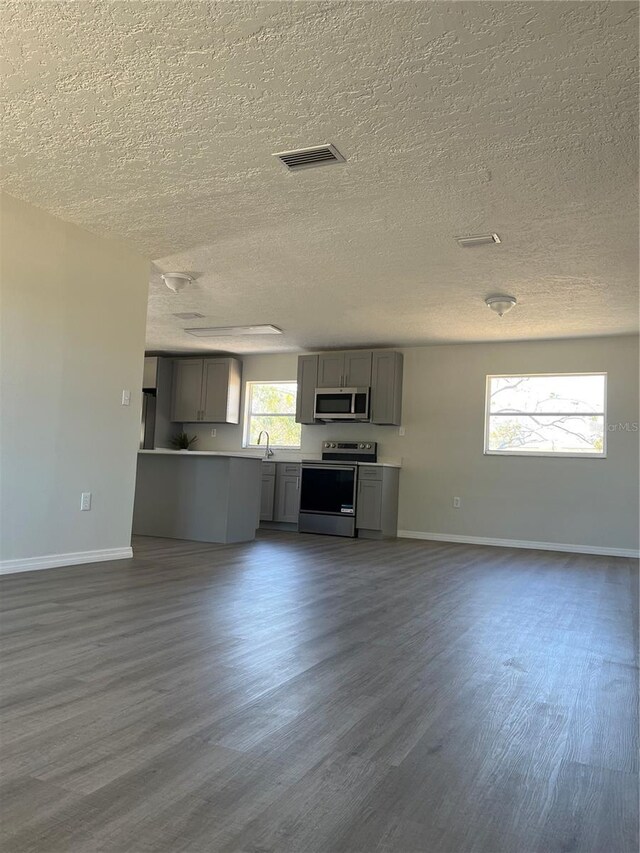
[485,373,607,457]
[244,382,302,448]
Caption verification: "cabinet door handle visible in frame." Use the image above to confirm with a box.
[296,477,299,490]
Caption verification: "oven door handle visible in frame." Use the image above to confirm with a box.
[301,464,357,472]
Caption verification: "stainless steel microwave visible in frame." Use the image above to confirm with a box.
[313,387,370,421]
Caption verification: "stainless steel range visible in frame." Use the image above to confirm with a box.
[298,441,377,538]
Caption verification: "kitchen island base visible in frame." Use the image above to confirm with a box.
[132,451,261,544]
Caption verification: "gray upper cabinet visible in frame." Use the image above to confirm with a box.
[296,355,318,424]
[142,356,159,389]
[171,359,203,422]
[317,351,372,388]
[171,357,242,423]
[344,351,372,386]
[317,353,344,388]
[202,359,241,423]
[296,348,403,426]
[370,350,403,425]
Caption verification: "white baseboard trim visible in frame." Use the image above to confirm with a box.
[397,531,639,559]
[0,547,133,575]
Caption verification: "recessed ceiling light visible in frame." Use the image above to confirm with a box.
[185,325,283,337]
[173,312,205,320]
[455,233,502,248]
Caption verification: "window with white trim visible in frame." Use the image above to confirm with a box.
[243,381,301,449]
[485,373,607,457]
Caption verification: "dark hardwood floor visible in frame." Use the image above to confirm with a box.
[1,531,638,853]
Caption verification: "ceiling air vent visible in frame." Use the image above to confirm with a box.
[455,233,502,248]
[173,312,204,320]
[273,144,346,172]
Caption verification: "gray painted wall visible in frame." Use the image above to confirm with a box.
[0,193,150,562]
[186,336,639,552]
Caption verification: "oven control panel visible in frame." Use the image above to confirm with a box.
[321,441,377,462]
[323,441,375,451]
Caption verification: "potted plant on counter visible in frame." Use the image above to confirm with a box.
[169,432,198,451]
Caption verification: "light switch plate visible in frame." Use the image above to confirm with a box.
[121,389,131,406]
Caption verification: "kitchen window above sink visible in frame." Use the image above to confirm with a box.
[244,381,302,449]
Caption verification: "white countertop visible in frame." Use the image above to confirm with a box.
[139,449,263,461]
[142,449,401,468]
[364,461,401,468]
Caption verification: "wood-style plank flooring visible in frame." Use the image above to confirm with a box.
[1,532,638,852]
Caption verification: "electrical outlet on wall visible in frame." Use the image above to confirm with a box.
[121,389,131,406]
[453,496,461,509]
[80,492,92,511]
[399,426,406,436]
[211,429,217,437]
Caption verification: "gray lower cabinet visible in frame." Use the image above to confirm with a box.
[171,357,242,423]
[260,462,276,521]
[275,463,300,523]
[260,462,300,525]
[356,466,400,539]
[356,479,383,530]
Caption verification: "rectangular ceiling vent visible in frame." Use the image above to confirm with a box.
[185,325,283,338]
[455,233,502,248]
[273,144,345,172]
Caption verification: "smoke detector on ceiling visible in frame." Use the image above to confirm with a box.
[273,144,346,172]
[455,233,501,248]
[162,273,193,293]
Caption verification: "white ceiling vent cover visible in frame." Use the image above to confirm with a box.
[273,144,346,171]
[455,233,502,248]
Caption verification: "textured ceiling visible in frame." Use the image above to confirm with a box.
[2,1,638,354]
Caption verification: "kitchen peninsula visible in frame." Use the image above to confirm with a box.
[132,450,263,544]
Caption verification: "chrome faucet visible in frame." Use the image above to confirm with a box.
[257,430,273,458]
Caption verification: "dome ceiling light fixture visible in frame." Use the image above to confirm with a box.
[161,272,193,293]
[485,295,517,317]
